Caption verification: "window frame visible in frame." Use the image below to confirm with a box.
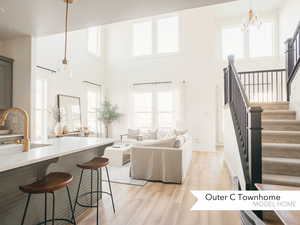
[132,14,180,58]
[85,82,103,136]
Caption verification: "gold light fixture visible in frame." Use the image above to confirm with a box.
[241,0,262,32]
[61,0,73,77]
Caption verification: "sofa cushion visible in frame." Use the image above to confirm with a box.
[141,129,158,140]
[157,129,175,139]
[135,137,176,148]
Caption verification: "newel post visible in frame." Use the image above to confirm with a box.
[248,106,263,190]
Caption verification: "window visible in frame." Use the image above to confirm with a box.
[221,22,275,60]
[222,27,244,59]
[157,91,174,128]
[133,92,153,129]
[249,22,273,57]
[86,83,102,135]
[88,26,101,56]
[133,86,174,130]
[157,16,179,53]
[133,21,152,56]
[133,15,179,56]
[33,77,48,141]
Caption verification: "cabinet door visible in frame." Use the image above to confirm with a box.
[0,59,12,109]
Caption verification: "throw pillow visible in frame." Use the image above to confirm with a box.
[142,129,158,140]
[128,129,140,140]
[175,129,188,136]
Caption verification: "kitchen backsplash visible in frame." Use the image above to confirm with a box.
[0,111,24,134]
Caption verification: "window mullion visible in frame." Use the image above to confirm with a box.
[245,30,250,59]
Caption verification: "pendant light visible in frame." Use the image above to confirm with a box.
[61,0,73,77]
[241,0,262,32]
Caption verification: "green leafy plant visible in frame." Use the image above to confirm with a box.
[97,100,122,138]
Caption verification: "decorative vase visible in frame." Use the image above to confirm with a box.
[54,122,63,137]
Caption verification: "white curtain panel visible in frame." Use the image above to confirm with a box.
[173,81,187,130]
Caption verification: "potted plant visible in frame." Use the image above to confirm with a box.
[97,100,122,138]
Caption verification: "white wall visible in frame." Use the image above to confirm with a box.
[35,29,105,135]
[105,7,219,151]
[279,0,300,59]
[279,0,300,117]
[223,106,246,189]
[1,37,32,114]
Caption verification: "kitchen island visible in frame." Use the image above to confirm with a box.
[0,137,114,225]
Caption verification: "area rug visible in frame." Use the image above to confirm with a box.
[102,163,147,186]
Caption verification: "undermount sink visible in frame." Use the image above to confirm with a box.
[30,143,51,149]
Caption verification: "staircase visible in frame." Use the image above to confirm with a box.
[252,102,300,187]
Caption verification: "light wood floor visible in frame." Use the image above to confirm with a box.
[78,151,241,225]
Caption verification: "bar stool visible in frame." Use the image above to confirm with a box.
[19,172,77,225]
[74,157,115,225]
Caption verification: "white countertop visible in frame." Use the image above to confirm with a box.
[0,137,114,173]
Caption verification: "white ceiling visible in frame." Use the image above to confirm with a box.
[0,0,236,40]
[213,0,284,18]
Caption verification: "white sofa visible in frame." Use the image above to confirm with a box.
[130,135,192,184]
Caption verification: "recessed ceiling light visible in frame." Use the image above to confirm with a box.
[0,8,5,14]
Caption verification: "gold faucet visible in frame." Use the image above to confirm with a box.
[0,107,30,152]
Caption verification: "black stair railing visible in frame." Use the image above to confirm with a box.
[224,55,263,191]
[286,21,300,101]
[238,69,287,103]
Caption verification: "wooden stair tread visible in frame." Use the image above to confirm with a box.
[262,130,300,134]
[262,174,300,186]
[262,110,296,114]
[263,157,300,164]
[263,143,300,148]
[262,120,300,124]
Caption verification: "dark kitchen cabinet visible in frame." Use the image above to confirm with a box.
[0,56,13,110]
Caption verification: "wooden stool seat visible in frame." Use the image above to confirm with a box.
[77,157,109,169]
[20,172,73,194]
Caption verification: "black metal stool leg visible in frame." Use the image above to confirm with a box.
[51,192,55,225]
[96,169,100,225]
[105,166,115,213]
[90,169,93,207]
[66,185,77,225]
[74,168,84,213]
[21,194,32,225]
[44,193,47,225]
[100,167,102,199]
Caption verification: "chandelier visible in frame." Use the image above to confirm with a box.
[241,1,262,32]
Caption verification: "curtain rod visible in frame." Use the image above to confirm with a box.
[36,65,57,73]
[133,81,172,86]
[83,81,102,87]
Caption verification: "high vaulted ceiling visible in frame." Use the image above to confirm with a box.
[0,0,236,40]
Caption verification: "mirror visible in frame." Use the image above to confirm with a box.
[58,95,82,133]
